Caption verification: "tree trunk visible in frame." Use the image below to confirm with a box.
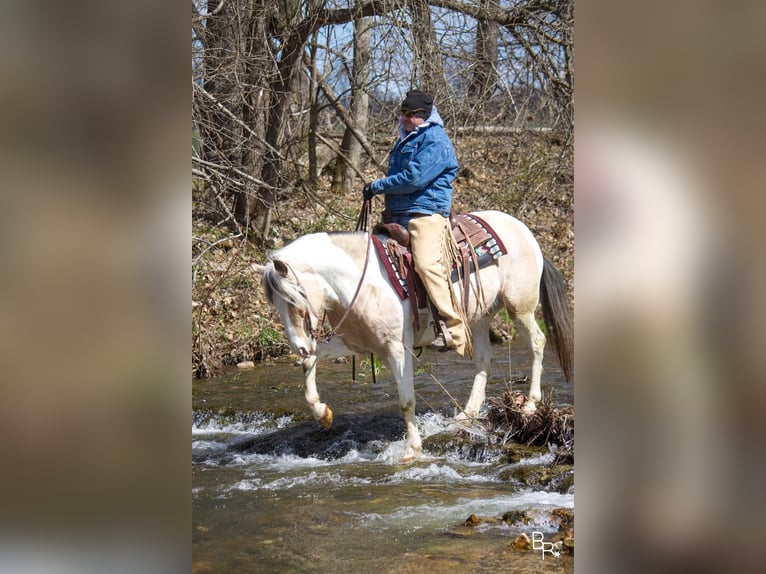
[469,0,499,102]
[408,0,448,101]
[332,16,371,195]
[197,1,274,234]
[308,36,320,185]
[253,19,314,243]
[199,3,240,170]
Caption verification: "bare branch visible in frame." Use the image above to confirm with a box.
[193,156,276,189]
[301,52,386,173]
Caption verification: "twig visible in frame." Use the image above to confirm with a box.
[192,156,275,189]
[193,82,285,160]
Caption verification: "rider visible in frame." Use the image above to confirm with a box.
[362,89,468,356]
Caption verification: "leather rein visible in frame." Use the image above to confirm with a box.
[284,198,374,344]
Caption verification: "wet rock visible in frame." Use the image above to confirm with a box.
[563,533,574,555]
[511,533,531,551]
[422,432,503,462]
[552,528,575,555]
[236,361,255,370]
[464,513,481,526]
[230,412,405,459]
[501,442,548,463]
[502,510,530,526]
[550,508,574,531]
[498,463,574,493]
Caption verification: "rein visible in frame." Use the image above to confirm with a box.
[282,198,374,344]
[324,197,374,340]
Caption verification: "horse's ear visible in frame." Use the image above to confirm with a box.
[250,263,266,276]
[273,259,289,277]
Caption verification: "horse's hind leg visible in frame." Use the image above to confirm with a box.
[516,310,546,414]
[457,317,492,422]
[386,345,422,461]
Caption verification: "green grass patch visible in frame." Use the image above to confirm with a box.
[360,356,387,378]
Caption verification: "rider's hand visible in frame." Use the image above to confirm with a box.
[362,183,374,201]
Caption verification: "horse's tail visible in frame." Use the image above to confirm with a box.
[540,257,574,383]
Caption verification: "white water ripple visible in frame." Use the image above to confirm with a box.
[231,471,372,492]
[358,490,574,533]
[385,463,498,485]
[192,411,293,436]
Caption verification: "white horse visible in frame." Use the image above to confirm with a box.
[252,210,573,460]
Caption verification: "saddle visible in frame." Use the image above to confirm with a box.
[372,213,507,332]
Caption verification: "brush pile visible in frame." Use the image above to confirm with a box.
[485,386,574,464]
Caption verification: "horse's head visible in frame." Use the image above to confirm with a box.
[254,259,321,358]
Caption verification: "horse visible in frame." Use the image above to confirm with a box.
[251,210,573,461]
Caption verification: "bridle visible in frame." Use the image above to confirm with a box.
[274,261,325,342]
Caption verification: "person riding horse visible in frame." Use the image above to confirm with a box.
[363,90,467,356]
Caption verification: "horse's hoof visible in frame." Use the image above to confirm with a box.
[522,402,537,416]
[319,406,333,428]
[455,411,477,424]
[402,446,421,462]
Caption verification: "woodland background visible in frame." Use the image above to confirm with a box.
[191,0,574,377]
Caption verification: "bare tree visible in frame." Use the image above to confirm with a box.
[468,0,500,103]
[332,16,372,194]
[192,0,574,242]
[192,0,574,376]
[407,0,450,101]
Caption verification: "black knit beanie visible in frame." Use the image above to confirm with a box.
[400,90,433,120]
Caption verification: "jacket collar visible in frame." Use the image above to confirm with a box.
[397,105,444,141]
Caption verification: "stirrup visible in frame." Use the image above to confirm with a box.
[430,321,456,353]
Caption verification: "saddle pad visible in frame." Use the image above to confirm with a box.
[449,213,508,281]
[372,234,410,300]
[372,213,507,301]
[454,213,507,257]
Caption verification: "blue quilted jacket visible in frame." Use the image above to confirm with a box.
[369,106,458,221]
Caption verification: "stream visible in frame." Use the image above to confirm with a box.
[193,342,574,573]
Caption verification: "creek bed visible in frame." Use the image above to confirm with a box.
[193,345,573,573]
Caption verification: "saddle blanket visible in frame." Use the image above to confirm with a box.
[372,213,507,302]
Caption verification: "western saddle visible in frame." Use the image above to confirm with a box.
[372,212,506,335]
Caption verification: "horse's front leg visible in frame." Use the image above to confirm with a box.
[302,355,333,428]
[302,336,354,428]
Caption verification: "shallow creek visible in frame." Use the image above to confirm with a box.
[193,343,573,573]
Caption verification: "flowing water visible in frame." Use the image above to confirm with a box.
[193,343,574,573]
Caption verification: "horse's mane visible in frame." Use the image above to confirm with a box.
[263,230,365,308]
[262,263,305,309]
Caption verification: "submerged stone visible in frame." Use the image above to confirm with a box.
[499,463,574,493]
[550,508,574,531]
[422,432,504,462]
[230,411,405,459]
[501,510,530,525]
